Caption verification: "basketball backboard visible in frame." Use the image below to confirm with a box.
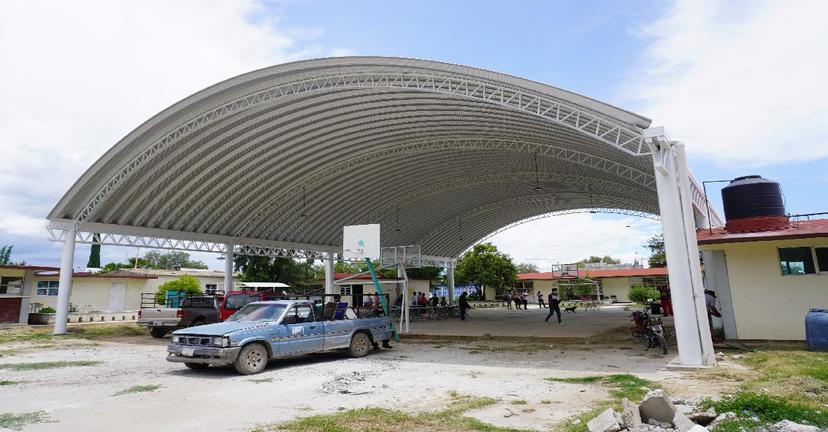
[342,224,380,261]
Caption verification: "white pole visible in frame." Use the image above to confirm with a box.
[325,248,335,295]
[224,244,234,292]
[398,263,409,333]
[647,129,714,366]
[675,144,715,363]
[53,228,76,334]
[447,263,456,306]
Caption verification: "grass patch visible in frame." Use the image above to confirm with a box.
[250,378,274,384]
[0,323,146,345]
[114,384,161,396]
[256,392,529,432]
[0,380,22,386]
[699,392,828,432]
[547,374,655,401]
[0,360,102,371]
[0,411,52,430]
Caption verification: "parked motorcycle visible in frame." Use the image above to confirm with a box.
[630,310,668,355]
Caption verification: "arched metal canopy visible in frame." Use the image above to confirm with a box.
[48,57,718,261]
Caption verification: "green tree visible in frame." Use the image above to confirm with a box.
[454,243,517,300]
[515,262,539,274]
[144,251,207,269]
[87,234,101,268]
[155,275,202,304]
[577,255,620,267]
[628,284,661,304]
[0,245,12,265]
[646,234,667,268]
[233,256,318,292]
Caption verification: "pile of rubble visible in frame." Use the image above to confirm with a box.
[585,389,821,432]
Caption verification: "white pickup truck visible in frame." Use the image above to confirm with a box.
[138,294,221,338]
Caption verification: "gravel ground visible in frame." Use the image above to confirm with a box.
[0,337,702,431]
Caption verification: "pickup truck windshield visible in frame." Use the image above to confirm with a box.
[224,294,260,311]
[228,303,287,322]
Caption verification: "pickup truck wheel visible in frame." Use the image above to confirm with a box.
[149,327,167,338]
[234,343,268,375]
[347,332,371,358]
[184,362,209,370]
[190,319,205,327]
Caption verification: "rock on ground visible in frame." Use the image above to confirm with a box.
[622,398,643,429]
[688,408,717,426]
[686,426,709,432]
[640,389,677,424]
[588,408,622,432]
[707,412,737,430]
[672,412,696,432]
[769,420,821,432]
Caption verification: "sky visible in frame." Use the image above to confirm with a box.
[1,0,826,271]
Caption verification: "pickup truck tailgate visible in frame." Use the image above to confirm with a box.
[138,308,179,327]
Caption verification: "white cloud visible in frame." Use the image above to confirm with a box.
[627,0,828,165]
[485,213,661,270]
[0,1,343,263]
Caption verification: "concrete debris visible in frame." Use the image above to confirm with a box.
[628,425,676,432]
[640,390,677,424]
[769,420,821,432]
[622,398,643,428]
[587,408,622,432]
[707,412,737,430]
[687,408,717,426]
[686,426,709,432]
[672,412,696,432]
[674,404,693,416]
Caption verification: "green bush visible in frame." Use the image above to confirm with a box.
[155,275,202,305]
[628,285,660,304]
[37,306,56,313]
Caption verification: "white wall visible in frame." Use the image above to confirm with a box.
[700,237,828,340]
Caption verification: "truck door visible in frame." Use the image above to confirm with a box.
[282,304,324,354]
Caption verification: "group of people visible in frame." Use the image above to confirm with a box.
[503,290,553,310]
[410,291,448,307]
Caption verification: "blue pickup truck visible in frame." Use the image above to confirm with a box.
[166,299,393,374]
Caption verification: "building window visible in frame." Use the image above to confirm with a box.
[815,247,828,273]
[205,284,217,295]
[779,247,816,275]
[340,286,352,296]
[36,281,60,296]
[0,277,23,294]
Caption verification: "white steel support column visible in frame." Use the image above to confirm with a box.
[447,263,456,306]
[54,228,76,334]
[224,244,234,292]
[325,249,336,295]
[398,263,409,333]
[647,128,715,367]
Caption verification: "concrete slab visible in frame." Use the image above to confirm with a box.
[402,304,674,339]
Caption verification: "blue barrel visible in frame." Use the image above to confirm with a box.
[806,309,828,352]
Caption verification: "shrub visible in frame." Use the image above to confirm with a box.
[628,285,660,304]
[37,306,56,313]
[155,275,202,305]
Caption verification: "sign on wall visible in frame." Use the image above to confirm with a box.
[342,224,380,261]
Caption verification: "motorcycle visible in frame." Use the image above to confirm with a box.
[630,310,668,355]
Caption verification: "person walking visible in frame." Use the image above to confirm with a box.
[459,291,471,321]
[545,291,561,323]
[536,291,546,308]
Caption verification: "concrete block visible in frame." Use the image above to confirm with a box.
[622,398,643,428]
[687,425,709,432]
[639,389,677,424]
[673,412,696,432]
[769,420,820,432]
[587,408,622,432]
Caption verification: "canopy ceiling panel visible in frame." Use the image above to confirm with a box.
[49,57,657,258]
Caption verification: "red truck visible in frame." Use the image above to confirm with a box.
[219,291,281,321]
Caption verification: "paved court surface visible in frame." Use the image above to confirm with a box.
[402,303,674,339]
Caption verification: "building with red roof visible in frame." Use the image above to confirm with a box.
[516,266,669,303]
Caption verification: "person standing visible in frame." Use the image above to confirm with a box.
[545,291,561,323]
[521,291,529,310]
[459,291,471,321]
[504,292,512,310]
[537,291,546,308]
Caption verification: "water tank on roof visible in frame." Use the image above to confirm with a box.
[721,175,786,220]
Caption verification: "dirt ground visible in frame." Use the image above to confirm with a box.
[0,328,732,432]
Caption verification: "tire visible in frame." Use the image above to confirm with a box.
[347,332,372,358]
[233,343,268,375]
[655,334,668,355]
[149,327,167,338]
[190,319,205,328]
[184,362,209,371]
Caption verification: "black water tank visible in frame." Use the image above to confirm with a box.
[721,175,786,220]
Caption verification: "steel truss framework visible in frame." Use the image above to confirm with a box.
[49,57,722,261]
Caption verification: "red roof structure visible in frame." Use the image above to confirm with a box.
[517,267,668,280]
[696,218,828,245]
